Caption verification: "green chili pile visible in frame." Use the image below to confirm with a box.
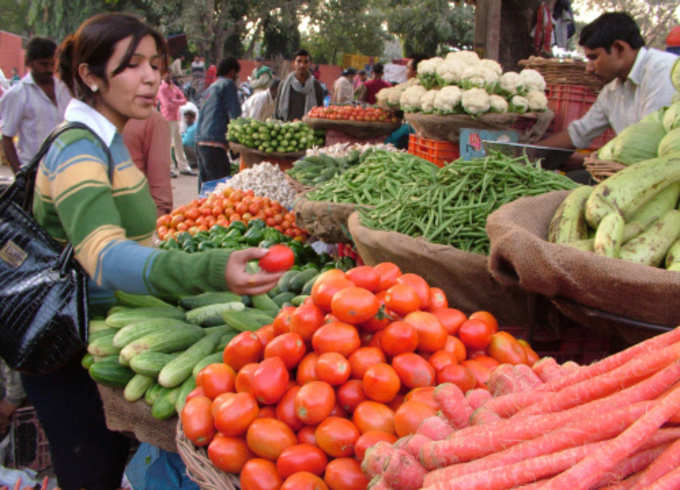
[358,151,578,254]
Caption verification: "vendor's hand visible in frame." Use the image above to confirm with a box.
[225,248,285,295]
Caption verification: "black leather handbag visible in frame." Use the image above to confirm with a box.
[0,121,112,374]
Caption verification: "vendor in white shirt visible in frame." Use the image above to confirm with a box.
[242,78,280,121]
[540,12,677,168]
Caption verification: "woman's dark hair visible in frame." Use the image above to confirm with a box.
[217,57,240,77]
[579,12,645,52]
[58,13,168,101]
[26,37,57,63]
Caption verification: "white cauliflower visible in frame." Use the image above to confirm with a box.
[461,66,499,90]
[526,90,548,112]
[461,88,490,115]
[519,69,546,93]
[499,71,522,96]
[480,59,503,77]
[419,89,439,113]
[400,85,427,112]
[489,94,509,113]
[510,95,530,114]
[446,50,480,66]
[417,57,444,89]
[376,87,391,107]
[433,85,462,114]
[435,58,466,85]
[388,87,404,107]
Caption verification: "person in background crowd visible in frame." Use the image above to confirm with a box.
[204,64,217,90]
[190,55,205,99]
[196,57,242,189]
[123,109,174,215]
[0,358,25,439]
[182,109,198,169]
[353,69,367,90]
[666,26,680,55]
[243,78,280,120]
[385,55,424,149]
[274,49,324,121]
[10,68,19,85]
[157,72,196,176]
[0,37,71,174]
[0,68,10,92]
[332,68,356,105]
[248,57,273,93]
[168,54,184,83]
[540,12,677,162]
[312,64,321,80]
[359,62,391,105]
[28,13,281,489]
[406,55,426,80]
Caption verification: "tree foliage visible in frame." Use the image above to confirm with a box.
[0,0,31,37]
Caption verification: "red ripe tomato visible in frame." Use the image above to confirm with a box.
[437,363,477,392]
[443,335,467,362]
[251,357,290,405]
[291,303,325,341]
[352,401,395,434]
[380,321,419,356]
[384,283,421,316]
[403,311,448,353]
[362,363,401,403]
[276,385,304,432]
[213,391,259,436]
[432,308,467,335]
[330,287,379,325]
[518,339,540,365]
[348,347,386,379]
[336,379,366,414]
[404,386,439,411]
[181,395,215,447]
[207,433,252,473]
[264,332,306,369]
[296,352,319,385]
[196,363,236,399]
[360,290,394,333]
[315,352,351,386]
[315,417,360,458]
[469,310,499,334]
[311,321,361,357]
[297,426,317,445]
[462,358,493,387]
[396,273,430,309]
[281,472,328,490]
[373,262,402,291]
[246,417,297,461]
[295,381,336,425]
[259,244,295,272]
[354,431,397,462]
[223,332,263,371]
[391,352,436,389]
[428,350,458,373]
[185,386,205,402]
[394,400,437,437]
[345,265,380,292]
[235,362,258,394]
[311,271,352,311]
[487,331,528,365]
[273,306,296,335]
[458,319,495,350]
[276,443,328,479]
[428,287,448,310]
[255,324,276,347]
[240,458,282,490]
[324,457,369,490]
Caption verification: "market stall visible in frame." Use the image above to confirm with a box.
[303,105,401,145]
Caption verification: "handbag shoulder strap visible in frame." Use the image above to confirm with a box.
[15,121,115,210]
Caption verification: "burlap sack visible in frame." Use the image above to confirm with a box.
[348,213,530,326]
[302,117,401,138]
[486,190,680,328]
[97,385,177,452]
[294,193,358,243]
[404,112,521,143]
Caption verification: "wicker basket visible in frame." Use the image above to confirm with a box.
[176,419,240,490]
[519,56,603,92]
[583,155,626,182]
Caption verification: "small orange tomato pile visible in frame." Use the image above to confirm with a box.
[307,105,400,123]
[180,263,537,489]
[155,187,306,241]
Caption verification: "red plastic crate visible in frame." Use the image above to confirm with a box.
[8,406,51,472]
[408,134,460,167]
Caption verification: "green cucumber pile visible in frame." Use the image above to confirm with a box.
[286,150,363,187]
[227,117,322,153]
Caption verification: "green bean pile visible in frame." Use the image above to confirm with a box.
[305,151,439,205]
[359,152,578,254]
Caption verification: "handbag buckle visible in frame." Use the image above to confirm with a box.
[0,239,28,268]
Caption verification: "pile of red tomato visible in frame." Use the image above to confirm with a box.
[155,187,307,242]
[181,262,538,490]
[307,105,400,123]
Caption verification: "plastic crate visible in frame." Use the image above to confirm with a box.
[7,406,51,472]
[546,84,598,133]
[408,134,460,167]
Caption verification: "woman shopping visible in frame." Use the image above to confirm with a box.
[26,13,282,489]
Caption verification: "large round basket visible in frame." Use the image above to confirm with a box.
[176,419,240,490]
[519,56,603,92]
[303,116,401,139]
[230,142,306,172]
[294,192,359,243]
[404,112,523,143]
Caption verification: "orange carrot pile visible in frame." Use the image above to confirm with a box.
[361,328,680,489]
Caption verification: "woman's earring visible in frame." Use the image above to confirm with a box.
[90,85,98,93]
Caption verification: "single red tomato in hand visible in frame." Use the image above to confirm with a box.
[259,244,295,272]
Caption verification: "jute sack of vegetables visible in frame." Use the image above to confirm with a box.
[97,384,178,452]
[404,112,522,143]
[486,190,680,329]
[347,212,531,326]
[293,190,358,243]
